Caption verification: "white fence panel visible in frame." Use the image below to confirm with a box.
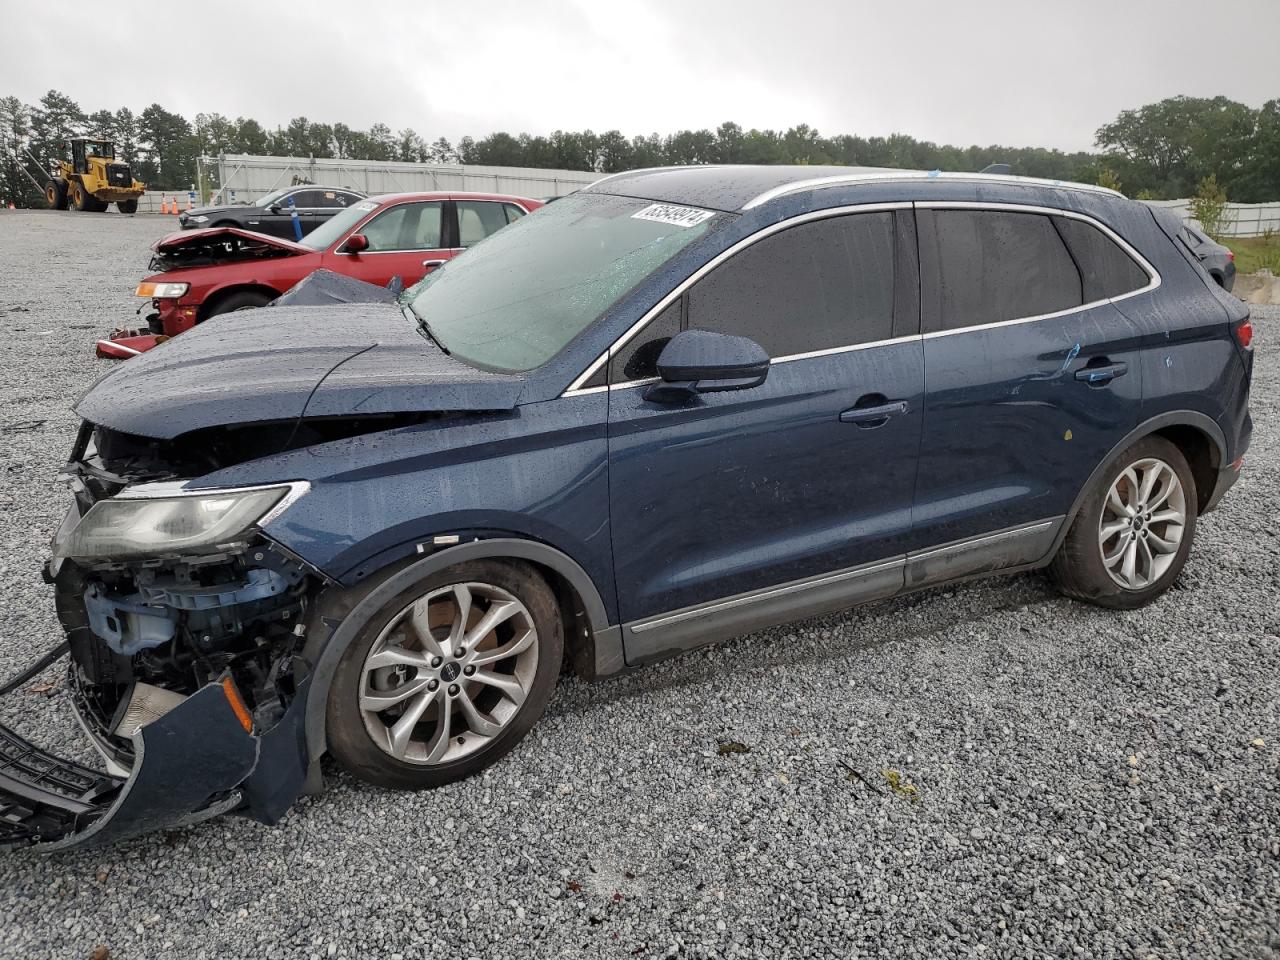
[1142,198,1280,237]
[200,154,601,205]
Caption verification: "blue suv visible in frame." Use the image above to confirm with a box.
[4,165,1254,848]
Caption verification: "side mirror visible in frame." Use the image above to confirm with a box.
[268,203,282,213]
[342,234,369,254]
[645,329,769,403]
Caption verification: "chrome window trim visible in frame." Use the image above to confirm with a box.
[562,201,912,396]
[741,171,1124,211]
[914,201,1161,339]
[604,334,923,393]
[561,199,1158,397]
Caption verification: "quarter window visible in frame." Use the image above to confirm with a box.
[610,300,680,383]
[919,210,1082,334]
[686,213,897,357]
[317,190,358,208]
[1053,216,1151,301]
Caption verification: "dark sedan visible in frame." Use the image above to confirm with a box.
[179,185,367,238]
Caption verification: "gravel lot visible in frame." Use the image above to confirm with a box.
[0,209,1276,960]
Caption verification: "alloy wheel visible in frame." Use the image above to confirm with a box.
[1097,457,1187,590]
[358,581,538,765]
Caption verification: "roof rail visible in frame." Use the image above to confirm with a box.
[741,171,1124,210]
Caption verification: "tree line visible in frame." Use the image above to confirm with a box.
[1,90,1277,207]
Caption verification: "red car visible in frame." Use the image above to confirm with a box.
[104,192,541,356]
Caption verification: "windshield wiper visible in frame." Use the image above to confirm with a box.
[402,302,449,355]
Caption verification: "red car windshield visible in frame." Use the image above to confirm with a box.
[298,200,380,251]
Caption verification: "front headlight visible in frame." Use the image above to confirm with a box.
[56,484,305,560]
[135,282,190,299]
[187,214,209,223]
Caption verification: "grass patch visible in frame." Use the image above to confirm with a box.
[1223,234,1280,275]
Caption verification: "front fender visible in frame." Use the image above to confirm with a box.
[294,538,624,771]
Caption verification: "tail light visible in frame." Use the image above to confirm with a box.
[1234,318,1253,350]
[1227,250,1235,262]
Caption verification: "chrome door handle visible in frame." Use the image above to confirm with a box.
[422,259,446,269]
[1074,361,1128,384]
[839,400,908,426]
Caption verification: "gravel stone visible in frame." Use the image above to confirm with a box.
[0,210,1277,959]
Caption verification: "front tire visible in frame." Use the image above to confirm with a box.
[326,559,564,790]
[117,199,138,214]
[71,181,105,212]
[203,289,273,318]
[1048,436,1197,609]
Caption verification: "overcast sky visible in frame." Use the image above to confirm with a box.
[3,0,1277,153]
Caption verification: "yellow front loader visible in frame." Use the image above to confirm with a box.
[44,137,145,213]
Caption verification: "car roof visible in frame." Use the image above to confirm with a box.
[583,164,1123,213]
[277,185,363,193]
[363,191,539,204]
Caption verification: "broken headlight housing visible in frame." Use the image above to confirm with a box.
[55,483,306,561]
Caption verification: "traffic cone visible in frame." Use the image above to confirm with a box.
[161,197,169,214]
[6,201,13,210]
[186,195,193,211]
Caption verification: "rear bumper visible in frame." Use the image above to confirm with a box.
[1,677,310,851]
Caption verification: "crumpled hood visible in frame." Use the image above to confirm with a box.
[154,225,311,255]
[76,303,526,439]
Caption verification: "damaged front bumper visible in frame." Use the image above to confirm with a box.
[0,673,311,851]
[3,451,324,851]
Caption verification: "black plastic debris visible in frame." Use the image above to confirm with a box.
[269,269,399,309]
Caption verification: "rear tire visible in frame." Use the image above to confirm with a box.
[326,559,564,791]
[203,289,274,318]
[45,180,68,210]
[1048,436,1197,609]
[117,199,138,214]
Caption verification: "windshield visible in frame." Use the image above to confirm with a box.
[254,188,292,208]
[406,193,719,372]
[300,200,380,250]
[85,141,114,159]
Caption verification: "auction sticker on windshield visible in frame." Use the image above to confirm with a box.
[631,203,715,227]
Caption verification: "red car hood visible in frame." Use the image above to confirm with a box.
[152,226,312,255]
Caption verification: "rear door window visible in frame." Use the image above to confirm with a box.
[686,212,898,357]
[289,190,325,209]
[918,209,1083,334]
[1053,216,1152,301]
[457,200,512,247]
